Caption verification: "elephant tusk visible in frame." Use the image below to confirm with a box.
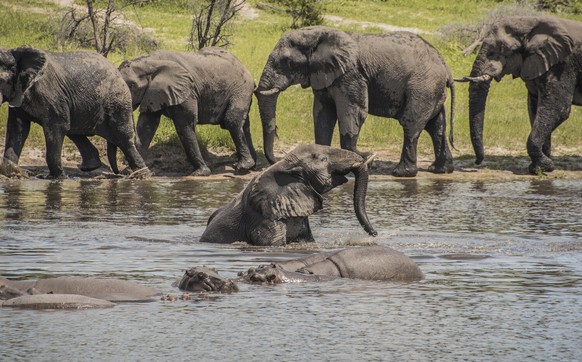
[454,74,492,83]
[256,88,281,96]
[364,153,377,167]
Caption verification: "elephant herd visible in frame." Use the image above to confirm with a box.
[1,14,581,309]
[0,15,580,179]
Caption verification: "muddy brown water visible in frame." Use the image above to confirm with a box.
[1,177,581,361]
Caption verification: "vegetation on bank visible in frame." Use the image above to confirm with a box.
[0,0,581,165]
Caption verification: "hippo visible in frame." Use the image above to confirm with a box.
[178,246,423,293]
[0,276,160,309]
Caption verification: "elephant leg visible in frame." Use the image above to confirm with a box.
[334,85,368,156]
[313,91,337,146]
[250,220,287,246]
[224,112,256,173]
[67,135,102,171]
[172,115,211,176]
[393,119,422,177]
[3,109,30,166]
[527,92,552,159]
[43,126,67,179]
[135,112,161,157]
[101,118,148,173]
[527,78,574,174]
[285,217,315,243]
[425,109,453,174]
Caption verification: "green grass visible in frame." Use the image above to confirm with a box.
[1,0,581,162]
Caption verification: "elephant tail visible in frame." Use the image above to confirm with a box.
[107,141,119,174]
[447,78,457,152]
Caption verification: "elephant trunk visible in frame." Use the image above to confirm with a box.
[352,156,377,237]
[256,90,280,165]
[467,52,492,165]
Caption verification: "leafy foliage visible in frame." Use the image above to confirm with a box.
[267,0,325,29]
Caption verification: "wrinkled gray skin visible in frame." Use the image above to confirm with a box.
[200,144,377,246]
[177,247,423,293]
[0,46,148,179]
[241,246,423,283]
[459,16,582,174]
[256,26,455,177]
[177,266,239,293]
[0,276,160,309]
[118,48,256,176]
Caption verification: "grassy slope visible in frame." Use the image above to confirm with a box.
[0,0,581,163]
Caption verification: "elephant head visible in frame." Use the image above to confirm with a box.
[458,16,574,164]
[249,144,377,237]
[178,266,239,293]
[0,47,47,108]
[118,53,194,113]
[255,27,359,164]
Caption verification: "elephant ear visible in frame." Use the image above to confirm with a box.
[249,163,323,221]
[140,60,194,113]
[309,28,358,90]
[11,47,47,107]
[521,18,574,81]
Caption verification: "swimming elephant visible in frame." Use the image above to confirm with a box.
[177,246,423,293]
[200,144,377,246]
[0,276,160,309]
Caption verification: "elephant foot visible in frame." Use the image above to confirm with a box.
[528,158,554,175]
[78,158,102,172]
[190,165,212,176]
[233,158,256,174]
[428,162,454,174]
[128,167,153,179]
[392,163,418,177]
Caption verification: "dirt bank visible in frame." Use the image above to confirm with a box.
[4,143,582,181]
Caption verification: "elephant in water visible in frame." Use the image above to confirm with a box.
[255,26,455,177]
[118,48,256,176]
[0,46,149,179]
[200,144,377,246]
[0,277,160,309]
[177,246,423,293]
[457,15,582,174]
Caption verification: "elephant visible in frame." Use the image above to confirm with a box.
[199,144,377,246]
[0,46,149,179]
[118,48,256,176]
[457,16,582,174]
[0,276,160,309]
[255,26,455,177]
[177,246,423,293]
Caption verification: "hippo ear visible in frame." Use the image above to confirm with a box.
[249,163,323,220]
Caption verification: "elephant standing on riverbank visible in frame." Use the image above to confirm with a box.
[200,144,377,246]
[118,48,256,176]
[457,16,582,174]
[0,46,148,178]
[255,26,455,177]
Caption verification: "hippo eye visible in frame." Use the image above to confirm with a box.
[197,272,207,279]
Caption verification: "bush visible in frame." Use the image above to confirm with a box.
[266,0,325,29]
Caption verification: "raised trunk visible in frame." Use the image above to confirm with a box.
[468,52,492,165]
[352,163,377,237]
[256,92,280,165]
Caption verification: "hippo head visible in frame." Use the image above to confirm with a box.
[177,266,239,293]
[238,264,292,284]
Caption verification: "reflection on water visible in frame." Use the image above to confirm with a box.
[1,178,582,361]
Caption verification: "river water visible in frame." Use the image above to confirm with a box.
[1,177,581,361]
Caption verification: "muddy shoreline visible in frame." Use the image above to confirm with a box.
[4,144,582,181]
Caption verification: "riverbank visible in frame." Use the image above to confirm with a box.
[5,144,582,181]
